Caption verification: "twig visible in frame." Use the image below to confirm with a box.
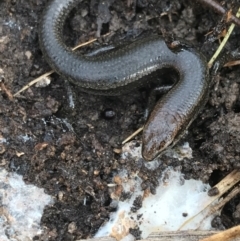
[208,7,240,68]
[224,60,240,67]
[13,70,54,97]
[178,170,240,230]
[199,225,240,241]
[1,82,13,101]
[204,185,240,223]
[72,37,100,51]
[122,127,143,144]
[196,0,240,27]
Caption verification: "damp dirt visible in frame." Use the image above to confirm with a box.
[1,0,240,240]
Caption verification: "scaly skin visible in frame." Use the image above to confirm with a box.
[39,0,210,161]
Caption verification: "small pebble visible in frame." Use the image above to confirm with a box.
[102,108,116,119]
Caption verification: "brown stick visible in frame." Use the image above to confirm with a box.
[77,230,240,241]
[0,82,13,101]
[199,225,240,241]
[196,0,240,27]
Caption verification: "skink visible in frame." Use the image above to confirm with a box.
[39,0,210,161]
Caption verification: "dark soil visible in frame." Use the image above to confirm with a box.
[1,0,240,240]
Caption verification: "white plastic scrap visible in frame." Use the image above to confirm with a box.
[0,168,53,241]
[95,142,216,240]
